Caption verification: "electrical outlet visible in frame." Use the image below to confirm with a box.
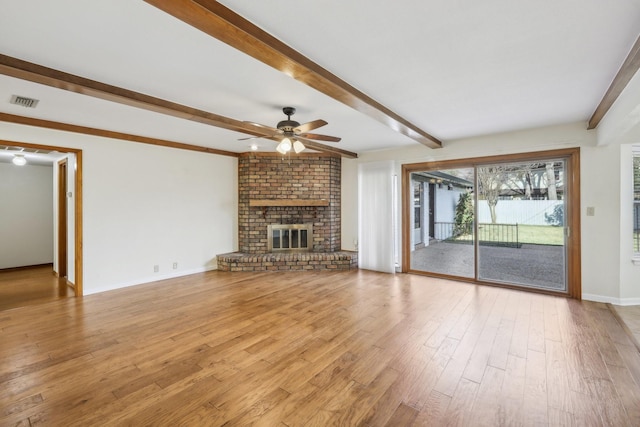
[586,206,595,216]
[173,262,178,269]
[153,265,159,273]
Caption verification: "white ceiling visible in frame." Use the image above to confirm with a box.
[0,144,63,166]
[0,0,638,158]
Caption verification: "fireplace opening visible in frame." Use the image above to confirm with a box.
[268,223,313,252]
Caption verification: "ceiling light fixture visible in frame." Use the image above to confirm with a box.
[12,154,27,166]
[276,137,292,154]
[293,140,305,154]
[250,143,258,151]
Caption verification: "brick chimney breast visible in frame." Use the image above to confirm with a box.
[238,153,341,254]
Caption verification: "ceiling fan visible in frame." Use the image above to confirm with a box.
[240,107,341,154]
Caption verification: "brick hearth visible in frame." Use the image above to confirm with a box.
[217,251,358,272]
[217,152,358,272]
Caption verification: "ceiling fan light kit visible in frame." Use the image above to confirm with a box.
[241,107,341,155]
[12,154,27,166]
[276,137,292,154]
[293,140,305,153]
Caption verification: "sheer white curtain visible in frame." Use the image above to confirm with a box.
[358,161,395,273]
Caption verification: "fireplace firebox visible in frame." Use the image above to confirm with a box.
[267,224,313,252]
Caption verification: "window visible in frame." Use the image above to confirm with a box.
[634,149,640,253]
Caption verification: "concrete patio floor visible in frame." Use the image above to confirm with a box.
[410,241,565,290]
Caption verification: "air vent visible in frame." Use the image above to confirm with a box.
[10,95,39,108]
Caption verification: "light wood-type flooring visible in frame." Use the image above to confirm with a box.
[610,304,640,351]
[2,269,640,426]
[0,265,70,312]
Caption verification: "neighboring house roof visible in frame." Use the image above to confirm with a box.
[413,171,473,189]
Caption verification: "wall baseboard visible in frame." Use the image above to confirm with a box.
[83,266,217,296]
[583,293,640,306]
[0,263,53,273]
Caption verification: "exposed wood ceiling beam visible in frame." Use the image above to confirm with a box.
[588,34,640,129]
[0,112,239,157]
[0,54,357,158]
[0,53,267,136]
[144,0,443,149]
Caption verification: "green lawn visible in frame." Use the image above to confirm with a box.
[517,225,564,245]
[452,224,564,246]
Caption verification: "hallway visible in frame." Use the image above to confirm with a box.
[0,265,71,311]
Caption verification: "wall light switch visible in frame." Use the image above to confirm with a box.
[586,206,595,216]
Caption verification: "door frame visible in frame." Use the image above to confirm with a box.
[57,158,68,278]
[402,148,581,299]
[3,139,83,296]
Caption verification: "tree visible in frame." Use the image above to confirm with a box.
[546,162,558,200]
[477,165,509,224]
[504,163,536,200]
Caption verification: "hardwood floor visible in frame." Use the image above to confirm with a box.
[0,265,70,312]
[1,269,640,426]
[610,304,640,351]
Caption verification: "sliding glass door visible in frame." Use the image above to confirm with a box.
[476,160,566,291]
[409,168,475,278]
[404,149,579,296]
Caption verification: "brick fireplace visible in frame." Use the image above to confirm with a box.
[217,152,357,271]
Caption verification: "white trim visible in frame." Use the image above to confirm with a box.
[583,293,640,306]
[83,266,217,295]
[614,297,640,306]
[582,293,621,304]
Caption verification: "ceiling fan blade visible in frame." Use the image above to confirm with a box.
[294,119,327,133]
[298,132,341,142]
[238,134,278,141]
[244,121,281,133]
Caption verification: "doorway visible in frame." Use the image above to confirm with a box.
[403,148,581,298]
[0,139,83,296]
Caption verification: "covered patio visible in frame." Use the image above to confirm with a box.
[411,241,565,290]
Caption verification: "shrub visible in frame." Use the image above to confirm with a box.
[454,192,474,235]
[545,204,564,226]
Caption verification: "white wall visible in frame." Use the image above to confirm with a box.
[619,144,639,303]
[434,186,463,224]
[580,143,622,302]
[0,123,238,295]
[341,158,358,251]
[595,65,640,305]
[0,162,53,268]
